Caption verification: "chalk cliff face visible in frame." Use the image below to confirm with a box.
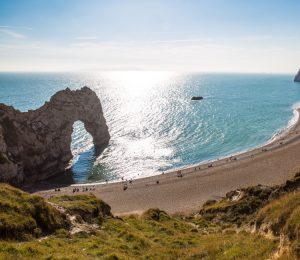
[0,87,110,184]
[295,69,300,82]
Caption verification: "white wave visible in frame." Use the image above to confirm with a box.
[267,101,300,144]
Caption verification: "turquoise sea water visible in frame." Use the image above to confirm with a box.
[0,72,299,183]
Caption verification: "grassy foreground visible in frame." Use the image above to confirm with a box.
[1,173,300,259]
[0,208,276,260]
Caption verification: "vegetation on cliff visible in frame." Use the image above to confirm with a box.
[0,206,275,259]
[1,173,300,259]
[49,194,112,225]
[0,184,69,240]
[200,172,300,224]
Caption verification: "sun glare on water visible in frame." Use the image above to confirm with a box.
[72,71,180,180]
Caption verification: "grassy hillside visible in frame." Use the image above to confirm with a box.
[257,191,300,257]
[0,184,69,240]
[49,194,112,224]
[0,208,276,260]
[1,173,300,259]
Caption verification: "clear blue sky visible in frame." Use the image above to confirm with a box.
[0,0,300,72]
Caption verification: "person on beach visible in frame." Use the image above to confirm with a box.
[177,170,183,178]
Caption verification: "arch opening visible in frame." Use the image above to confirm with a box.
[70,121,96,182]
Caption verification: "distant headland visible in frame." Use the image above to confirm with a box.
[295,69,300,82]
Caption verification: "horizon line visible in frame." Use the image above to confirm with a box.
[0,69,296,75]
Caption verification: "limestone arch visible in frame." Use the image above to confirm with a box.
[0,87,110,183]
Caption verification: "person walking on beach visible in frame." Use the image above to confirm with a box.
[177,170,183,178]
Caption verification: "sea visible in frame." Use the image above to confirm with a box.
[0,71,299,183]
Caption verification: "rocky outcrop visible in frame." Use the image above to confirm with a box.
[199,172,300,225]
[0,87,110,184]
[294,69,300,82]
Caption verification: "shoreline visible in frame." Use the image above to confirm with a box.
[35,107,300,215]
[71,103,300,186]
[161,104,300,176]
[71,102,300,186]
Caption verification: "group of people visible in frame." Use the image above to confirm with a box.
[53,185,98,193]
[72,186,96,193]
[122,178,134,190]
[54,170,187,194]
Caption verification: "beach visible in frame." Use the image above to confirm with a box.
[35,108,300,215]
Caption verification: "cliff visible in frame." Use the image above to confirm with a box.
[294,69,300,82]
[0,87,110,184]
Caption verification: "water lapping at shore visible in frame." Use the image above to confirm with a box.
[267,102,300,145]
[1,72,300,183]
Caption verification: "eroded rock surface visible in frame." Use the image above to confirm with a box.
[0,87,110,184]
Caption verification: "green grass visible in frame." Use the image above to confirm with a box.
[200,188,268,226]
[49,194,111,224]
[8,181,300,259]
[0,214,277,260]
[0,184,69,240]
[0,184,278,259]
[257,190,300,257]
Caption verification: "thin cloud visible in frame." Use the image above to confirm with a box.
[0,37,299,73]
[144,38,213,44]
[74,36,98,40]
[0,25,32,30]
[0,28,26,39]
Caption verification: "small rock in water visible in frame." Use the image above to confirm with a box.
[191,96,203,100]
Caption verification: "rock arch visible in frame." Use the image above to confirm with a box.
[0,87,110,184]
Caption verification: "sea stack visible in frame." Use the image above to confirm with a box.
[0,87,110,184]
[294,69,300,82]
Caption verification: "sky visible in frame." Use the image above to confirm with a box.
[0,0,300,73]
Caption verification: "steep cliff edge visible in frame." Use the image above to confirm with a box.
[294,69,300,82]
[0,87,110,184]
